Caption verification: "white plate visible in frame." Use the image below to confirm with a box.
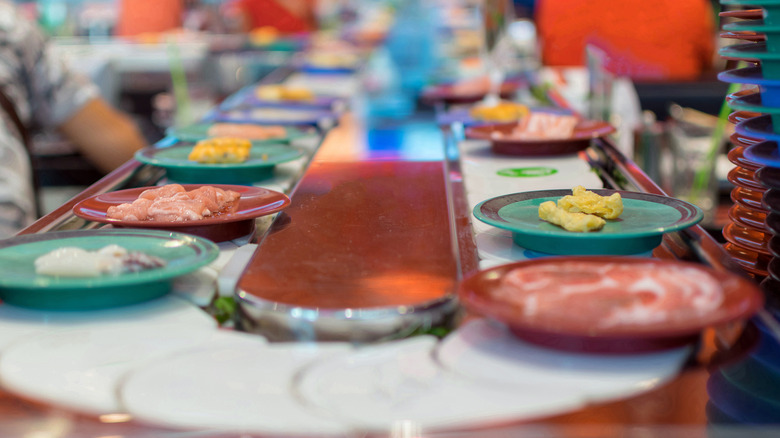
[119,342,353,435]
[0,323,265,415]
[295,336,584,432]
[0,295,215,352]
[436,319,691,403]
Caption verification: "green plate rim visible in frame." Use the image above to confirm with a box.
[0,229,219,290]
[134,143,305,171]
[165,123,313,143]
[473,189,703,241]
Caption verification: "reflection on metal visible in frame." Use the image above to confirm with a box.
[236,160,460,342]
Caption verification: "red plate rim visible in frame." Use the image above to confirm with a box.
[464,119,615,146]
[72,184,290,228]
[458,256,764,341]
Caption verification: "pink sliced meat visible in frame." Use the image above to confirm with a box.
[147,197,207,222]
[207,123,286,140]
[138,184,186,200]
[186,186,241,214]
[106,198,152,221]
[106,184,242,222]
[495,261,724,329]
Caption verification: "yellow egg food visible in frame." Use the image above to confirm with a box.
[538,186,624,232]
[538,201,606,232]
[188,138,252,164]
[557,186,624,219]
[470,101,529,122]
[255,85,315,102]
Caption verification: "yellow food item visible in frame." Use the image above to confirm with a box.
[188,138,252,164]
[249,26,279,46]
[538,201,606,232]
[557,186,623,220]
[470,101,529,122]
[255,85,315,102]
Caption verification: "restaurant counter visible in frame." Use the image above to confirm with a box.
[2,62,777,436]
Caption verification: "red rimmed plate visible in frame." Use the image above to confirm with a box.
[728,204,770,233]
[730,132,762,148]
[720,30,766,42]
[458,257,763,354]
[728,147,762,170]
[464,119,615,156]
[723,221,771,253]
[72,184,290,242]
[728,110,763,125]
[728,166,766,191]
[732,186,769,212]
[719,9,763,19]
[420,77,522,105]
[725,243,771,278]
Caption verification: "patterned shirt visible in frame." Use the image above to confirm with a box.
[0,1,98,237]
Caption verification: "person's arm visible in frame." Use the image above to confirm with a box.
[57,97,148,173]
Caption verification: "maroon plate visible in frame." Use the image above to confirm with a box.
[725,243,771,278]
[727,204,770,234]
[420,78,521,105]
[728,110,763,125]
[728,165,765,191]
[72,184,290,242]
[458,257,763,354]
[728,147,762,170]
[722,221,771,253]
[732,186,768,211]
[719,9,763,19]
[464,119,615,156]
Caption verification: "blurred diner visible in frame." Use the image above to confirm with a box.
[0,0,146,238]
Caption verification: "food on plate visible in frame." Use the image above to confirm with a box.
[106,184,241,222]
[249,26,279,46]
[34,244,166,278]
[494,260,724,329]
[246,107,321,121]
[470,101,529,122]
[505,112,579,140]
[539,187,623,231]
[206,123,286,140]
[305,52,359,68]
[557,186,623,219]
[449,76,492,95]
[188,137,252,164]
[255,84,315,102]
[538,201,606,232]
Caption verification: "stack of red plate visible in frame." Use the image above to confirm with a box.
[718,3,780,286]
[723,113,771,278]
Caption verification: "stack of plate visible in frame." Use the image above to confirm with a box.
[719,1,780,282]
[707,319,780,425]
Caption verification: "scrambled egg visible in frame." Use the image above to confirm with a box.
[557,186,623,219]
[538,201,606,232]
[470,101,529,122]
[256,85,315,102]
[188,137,252,164]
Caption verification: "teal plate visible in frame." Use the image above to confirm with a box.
[165,123,315,143]
[474,189,703,255]
[135,143,305,184]
[0,229,218,310]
